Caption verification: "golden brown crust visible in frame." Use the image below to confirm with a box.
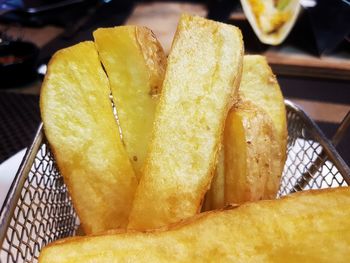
[205,146,225,210]
[40,41,137,234]
[224,100,275,204]
[135,26,166,96]
[127,14,244,231]
[239,55,287,198]
[205,55,285,208]
[93,26,166,180]
[40,187,350,262]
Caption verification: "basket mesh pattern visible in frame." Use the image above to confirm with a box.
[0,142,77,263]
[0,105,348,263]
[278,109,348,196]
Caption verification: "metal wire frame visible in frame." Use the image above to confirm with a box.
[0,100,349,262]
[278,100,350,196]
[0,125,77,263]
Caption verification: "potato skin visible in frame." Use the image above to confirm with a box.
[127,14,244,230]
[225,100,276,204]
[240,55,287,182]
[207,55,285,207]
[238,55,287,200]
[93,26,166,180]
[40,187,350,263]
[40,41,137,234]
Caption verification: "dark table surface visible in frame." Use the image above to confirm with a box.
[0,92,40,163]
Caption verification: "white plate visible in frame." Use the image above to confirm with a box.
[0,149,27,208]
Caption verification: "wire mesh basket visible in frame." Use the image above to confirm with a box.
[0,99,349,263]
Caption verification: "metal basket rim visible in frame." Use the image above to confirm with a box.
[1,100,349,250]
[284,99,350,182]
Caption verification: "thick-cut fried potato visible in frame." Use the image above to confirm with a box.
[203,147,225,210]
[127,14,244,230]
[40,187,350,263]
[93,26,166,179]
[206,55,285,207]
[40,41,137,234]
[224,100,279,204]
[239,55,287,198]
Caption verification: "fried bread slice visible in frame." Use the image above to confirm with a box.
[40,41,137,234]
[127,14,244,230]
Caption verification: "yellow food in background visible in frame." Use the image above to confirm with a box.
[248,0,291,34]
[127,14,244,230]
[93,26,166,179]
[241,0,300,45]
[40,41,137,234]
[39,187,350,263]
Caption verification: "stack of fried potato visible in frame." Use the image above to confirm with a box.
[39,14,350,262]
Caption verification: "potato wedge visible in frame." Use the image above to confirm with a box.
[239,55,287,198]
[203,146,225,210]
[93,26,166,179]
[207,55,285,207]
[40,187,350,263]
[127,14,244,230]
[40,41,137,234]
[224,100,279,204]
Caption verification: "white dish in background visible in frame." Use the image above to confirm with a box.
[0,149,27,208]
